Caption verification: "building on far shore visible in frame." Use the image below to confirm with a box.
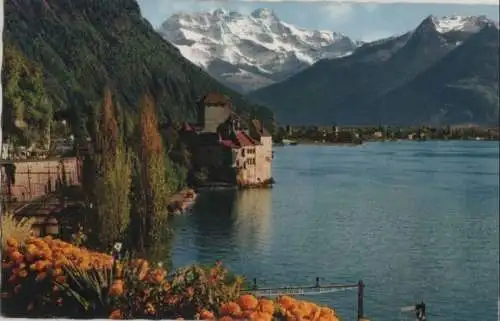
[180,93,273,187]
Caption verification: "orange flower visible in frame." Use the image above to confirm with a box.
[297,301,313,316]
[6,237,19,248]
[153,270,166,283]
[10,251,23,263]
[277,296,296,310]
[309,306,321,320]
[32,260,49,272]
[199,309,215,320]
[2,261,14,269]
[219,317,233,321]
[162,283,171,292]
[109,280,124,296]
[250,311,272,321]
[320,307,334,316]
[109,309,122,319]
[138,267,148,281]
[220,302,241,316]
[53,268,64,276]
[258,299,275,314]
[241,310,257,319]
[238,294,259,310]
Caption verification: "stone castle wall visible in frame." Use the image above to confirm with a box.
[1,157,81,203]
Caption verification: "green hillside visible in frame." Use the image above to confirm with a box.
[2,0,274,146]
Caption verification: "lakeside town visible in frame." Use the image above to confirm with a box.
[272,124,500,146]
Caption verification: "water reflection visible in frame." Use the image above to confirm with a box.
[232,189,273,254]
[171,189,272,269]
[190,191,238,252]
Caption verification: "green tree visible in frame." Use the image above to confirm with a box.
[2,45,53,147]
[133,93,170,248]
[91,89,132,249]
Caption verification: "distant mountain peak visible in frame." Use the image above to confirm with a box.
[250,8,276,19]
[248,13,498,127]
[159,9,358,93]
[428,15,495,34]
[212,8,229,16]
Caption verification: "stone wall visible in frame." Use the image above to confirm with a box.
[255,136,273,183]
[202,105,231,133]
[1,157,81,203]
[236,146,257,184]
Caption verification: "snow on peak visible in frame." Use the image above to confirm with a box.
[431,15,494,34]
[251,8,276,19]
[158,8,358,92]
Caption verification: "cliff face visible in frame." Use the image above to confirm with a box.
[2,0,274,143]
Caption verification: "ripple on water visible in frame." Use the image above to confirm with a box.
[170,141,499,321]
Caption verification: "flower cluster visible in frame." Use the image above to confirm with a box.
[202,294,340,321]
[1,236,344,321]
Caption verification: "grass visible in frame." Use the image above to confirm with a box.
[1,212,36,248]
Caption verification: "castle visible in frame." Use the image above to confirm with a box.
[181,93,273,187]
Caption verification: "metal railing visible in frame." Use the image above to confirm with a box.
[242,278,365,321]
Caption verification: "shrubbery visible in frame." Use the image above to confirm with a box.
[1,235,341,321]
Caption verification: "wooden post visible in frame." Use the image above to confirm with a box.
[48,166,51,193]
[253,278,257,290]
[27,166,32,200]
[315,277,320,288]
[357,280,364,321]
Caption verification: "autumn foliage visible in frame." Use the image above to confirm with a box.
[89,88,132,248]
[133,93,169,248]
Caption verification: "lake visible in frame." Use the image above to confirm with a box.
[169,141,499,321]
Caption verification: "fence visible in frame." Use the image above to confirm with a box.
[242,278,365,321]
[1,157,82,212]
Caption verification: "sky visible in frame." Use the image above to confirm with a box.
[137,0,499,41]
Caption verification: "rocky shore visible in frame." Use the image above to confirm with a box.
[166,188,197,215]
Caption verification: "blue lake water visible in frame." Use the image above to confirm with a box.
[170,141,499,321]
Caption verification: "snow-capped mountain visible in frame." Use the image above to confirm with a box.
[249,14,498,126]
[430,15,496,34]
[159,8,358,93]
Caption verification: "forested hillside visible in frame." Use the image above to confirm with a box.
[2,0,274,146]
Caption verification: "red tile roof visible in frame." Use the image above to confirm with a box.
[218,131,256,149]
[199,92,230,106]
[235,131,257,147]
[220,140,238,148]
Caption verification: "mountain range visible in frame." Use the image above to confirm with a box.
[159,8,359,93]
[2,0,274,146]
[248,15,499,126]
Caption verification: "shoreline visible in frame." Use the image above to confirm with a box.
[280,138,499,146]
[166,188,197,215]
[295,141,363,146]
